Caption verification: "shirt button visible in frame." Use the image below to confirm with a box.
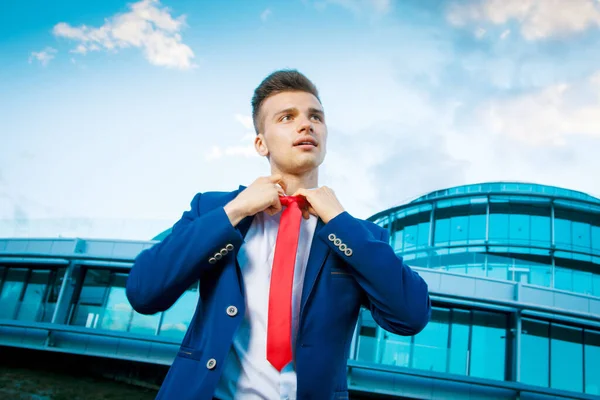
[206,358,217,370]
[225,243,234,251]
[226,305,238,317]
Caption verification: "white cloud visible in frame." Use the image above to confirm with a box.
[28,47,57,66]
[234,114,254,131]
[52,0,194,69]
[205,145,258,161]
[204,114,258,161]
[261,8,272,22]
[447,0,600,40]
[477,71,600,145]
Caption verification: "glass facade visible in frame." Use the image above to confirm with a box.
[372,184,600,297]
[357,307,508,382]
[69,267,198,340]
[363,183,600,397]
[0,266,65,322]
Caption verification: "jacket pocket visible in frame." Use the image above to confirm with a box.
[177,346,203,361]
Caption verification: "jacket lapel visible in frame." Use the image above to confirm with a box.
[299,217,330,320]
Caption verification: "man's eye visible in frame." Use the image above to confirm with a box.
[281,115,292,121]
[311,115,322,121]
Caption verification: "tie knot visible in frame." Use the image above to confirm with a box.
[280,195,307,208]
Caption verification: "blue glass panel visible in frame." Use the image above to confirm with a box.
[159,288,198,339]
[592,225,600,254]
[551,324,583,392]
[531,216,551,247]
[509,214,530,245]
[0,268,27,320]
[585,330,600,395]
[412,309,449,373]
[357,324,377,363]
[417,222,430,249]
[528,263,552,288]
[572,271,593,296]
[434,218,450,247]
[468,214,486,244]
[489,214,509,244]
[521,319,549,388]
[448,309,470,376]
[381,331,411,367]
[470,311,507,381]
[403,225,418,252]
[16,270,50,322]
[554,218,572,250]
[554,267,572,292]
[593,274,600,297]
[129,311,160,336]
[393,228,404,252]
[487,254,510,281]
[99,274,131,332]
[450,216,469,245]
[572,221,591,253]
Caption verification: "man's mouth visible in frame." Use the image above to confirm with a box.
[293,137,318,147]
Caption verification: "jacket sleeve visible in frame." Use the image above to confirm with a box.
[318,211,431,335]
[126,193,244,315]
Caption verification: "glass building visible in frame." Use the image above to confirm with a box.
[0,182,599,399]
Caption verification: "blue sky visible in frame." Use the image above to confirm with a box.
[1,0,600,239]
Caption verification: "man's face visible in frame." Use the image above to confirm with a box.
[255,91,327,175]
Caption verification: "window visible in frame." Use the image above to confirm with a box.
[16,270,50,322]
[530,215,551,247]
[159,287,198,339]
[554,218,572,250]
[99,273,132,332]
[412,308,449,372]
[0,267,66,322]
[366,306,508,382]
[521,319,549,387]
[0,269,28,320]
[468,214,486,244]
[585,329,600,395]
[470,311,507,381]
[551,324,583,393]
[71,269,110,328]
[489,213,509,243]
[356,312,377,363]
[448,309,470,376]
[434,218,450,247]
[71,268,161,335]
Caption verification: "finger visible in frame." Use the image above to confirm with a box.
[293,188,308,198]
[308,206,318,216]
[268,174,283,184]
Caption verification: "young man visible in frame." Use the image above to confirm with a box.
[126,70,431,399]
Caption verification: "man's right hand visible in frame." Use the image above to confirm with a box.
[224,175,286,227]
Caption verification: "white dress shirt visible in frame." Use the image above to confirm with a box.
[214,208,318,400]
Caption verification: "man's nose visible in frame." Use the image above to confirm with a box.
[297,116,314,132]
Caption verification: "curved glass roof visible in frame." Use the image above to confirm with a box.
[410,182,600,205]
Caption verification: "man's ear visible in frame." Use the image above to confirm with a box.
[255,134,269,157]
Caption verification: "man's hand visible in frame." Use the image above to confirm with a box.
[292,186,345,223]
[224,175,286,227]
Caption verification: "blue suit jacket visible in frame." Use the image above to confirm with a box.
[126,186,431,399]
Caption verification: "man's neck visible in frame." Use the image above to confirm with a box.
[273,170,319,195]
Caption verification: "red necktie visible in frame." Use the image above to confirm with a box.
[266,195,307,371]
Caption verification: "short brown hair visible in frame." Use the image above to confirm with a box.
[251,69,321,133]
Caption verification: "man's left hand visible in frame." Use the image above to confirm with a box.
[292,186,345,223]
